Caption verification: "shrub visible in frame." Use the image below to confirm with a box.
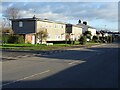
[2,34,10,44]
[17,35,25,44]
[79,36,86,45]
[99,36,105,43]
[27,41,31,44]
[84,31,92,36]
[86,36,91,40]
[92,36,99,42]
[8,35,19,44]
[8,35,25,44]
[108,36,113,43]
[105,36,109,42]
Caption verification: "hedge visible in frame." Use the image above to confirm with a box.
[2,34,25,44]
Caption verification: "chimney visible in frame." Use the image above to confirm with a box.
[33,15,36,19]
[78,19,81,24]
[83,21,87,25]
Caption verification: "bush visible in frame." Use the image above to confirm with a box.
[2,34,10,44]
[86,36,91,40]
[17,35,25,44]
[105,36,109,42]
[108,36,113,43]
[27,41,31,44]
[8,35,25,44]
[79,36,86,45]
[99,36,105,43]
[8,35,19,44]
[92,36,99,42]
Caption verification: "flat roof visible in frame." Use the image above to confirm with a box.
[10,18,66,25]
[66,24,83,28]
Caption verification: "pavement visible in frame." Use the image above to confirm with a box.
[1,43,119,88]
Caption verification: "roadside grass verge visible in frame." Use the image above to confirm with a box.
[1,42,100,51]
[0,43,71,51]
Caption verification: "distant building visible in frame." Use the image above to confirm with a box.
[77,20,96,37]
[66,24,82,41]
[10,17,96,44]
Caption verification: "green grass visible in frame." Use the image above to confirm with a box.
[1,43,71,51]
[2,44,47,47]
[1,41,100,51]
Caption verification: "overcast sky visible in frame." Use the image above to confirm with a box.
[1,1,119,31]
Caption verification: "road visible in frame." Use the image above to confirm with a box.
[1,43,119,88]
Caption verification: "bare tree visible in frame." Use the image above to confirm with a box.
[2,18,9,29]
[36,29,48,44]
[4,7,20,19]
[2,27,14,34]
[2,7,21,30]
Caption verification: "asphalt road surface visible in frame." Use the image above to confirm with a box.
[1,43,119,88]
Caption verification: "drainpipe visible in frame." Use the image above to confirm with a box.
[35,20,37,44]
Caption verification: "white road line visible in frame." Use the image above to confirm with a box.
[68,61,80,65]
[2,70,50,87]
[91,44,106,47]
[69,60,86,65]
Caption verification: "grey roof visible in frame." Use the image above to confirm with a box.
[77,23,96,29]
[66,23,83,28]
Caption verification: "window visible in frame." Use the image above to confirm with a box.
[58,24,61,28]
[54,24,56,28]
[19,21,23,27]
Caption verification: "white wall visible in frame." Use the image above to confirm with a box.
[88,28,96,36]
[32,35,35,44]
[72,26,82,40]
[37,21,66,41]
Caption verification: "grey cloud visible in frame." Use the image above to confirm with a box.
[2,2,118,23]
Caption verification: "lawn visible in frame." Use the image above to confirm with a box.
[1,42,100,51]
[1,43,71,51]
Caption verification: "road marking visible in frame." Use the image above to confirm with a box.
[2,70,50,87]
[91,44,106,47]
[69,61,80,65]
[69,60,86,65]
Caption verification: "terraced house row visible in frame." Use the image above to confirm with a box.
[10,16,96,44]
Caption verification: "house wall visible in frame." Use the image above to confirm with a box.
[36,21,66,41]
[25,34,32,44]
[12,20,36,34]
[88,28,96,36]
[72,26,82,40]
[82,26,88,34]
[66,24,82,41]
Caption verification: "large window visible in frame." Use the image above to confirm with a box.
[19,21,23,27]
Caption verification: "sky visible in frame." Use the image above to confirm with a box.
[1,0,119,32]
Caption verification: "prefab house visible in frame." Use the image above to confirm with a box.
[77,20,96,37]
[66,24,82,41]
[10,16,66,44]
